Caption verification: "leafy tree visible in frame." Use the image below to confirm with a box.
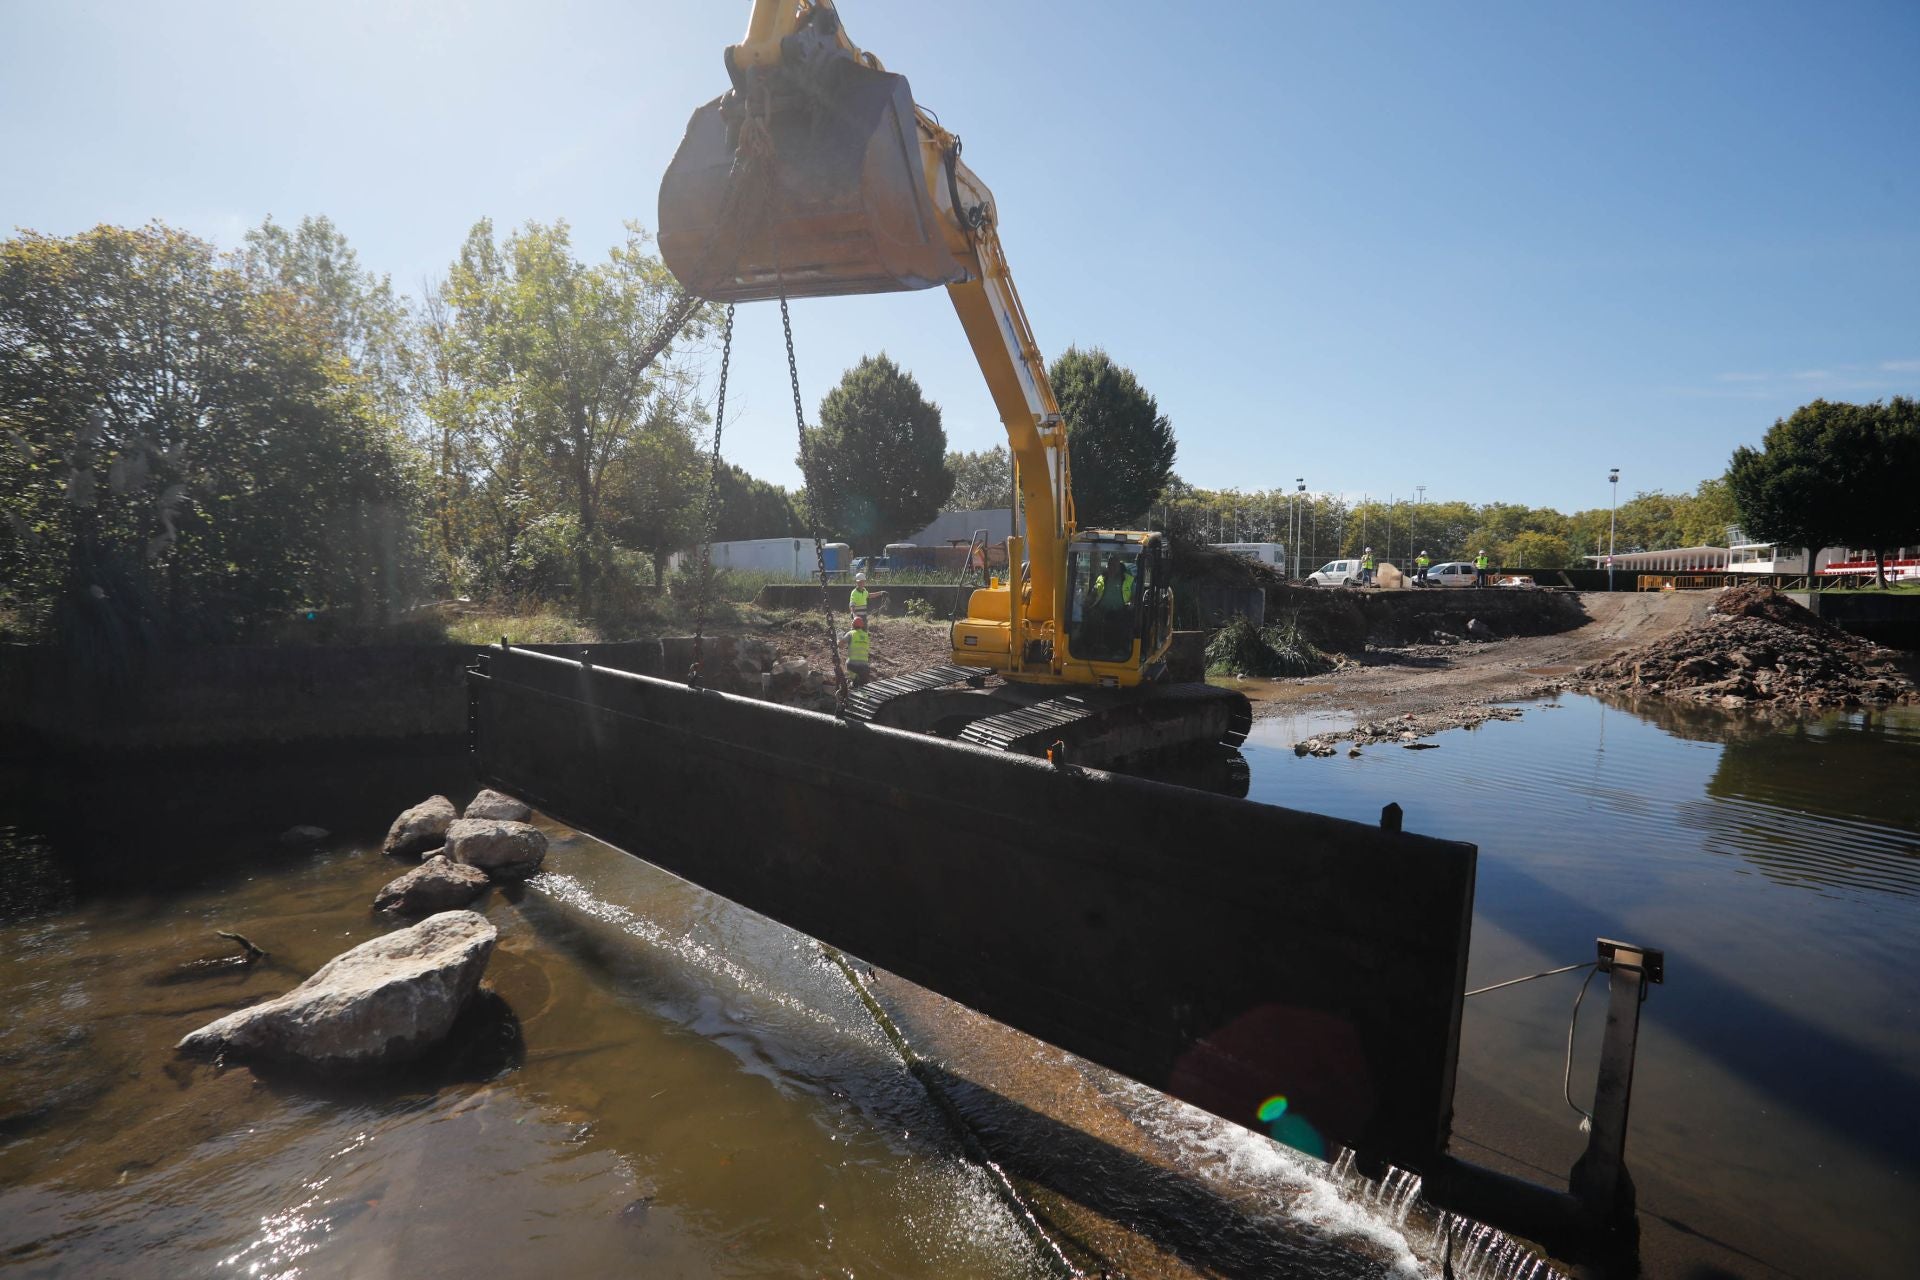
[422,219,708,607]
[0,223,419,656]
[710,462,804,541]
[1049,346,1176,528]
[241,215,413,428]
[802,353,953,548]
[1502,530,1575,569]
[944,444,1012,512]
[1730,398,1920,586]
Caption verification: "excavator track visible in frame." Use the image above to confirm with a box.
[958,682,1251,758]
[843,664,980,723]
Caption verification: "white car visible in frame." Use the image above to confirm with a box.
[1305,558,1365,587]
[1424,561,1480,587]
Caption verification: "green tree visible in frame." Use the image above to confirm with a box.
[1502,530,1575,569]
[710,462,804,542]
[944,444,1012,512]
[422,219,708,607]
[802,353,953,548]
[1049,346,1176,527]
[241,215,413,428]
[1731,398,1920,586]
[0,223,419,655]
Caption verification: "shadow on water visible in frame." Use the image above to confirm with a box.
[0,742,472,902]
[1479,856,1920,1175]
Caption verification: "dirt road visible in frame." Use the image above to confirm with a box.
[1243,591,1715,742]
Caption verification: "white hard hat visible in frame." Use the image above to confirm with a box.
[854,572,866,582]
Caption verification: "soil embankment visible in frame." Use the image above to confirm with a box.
[1577,585,1918,712]
[1244,592,1715,745]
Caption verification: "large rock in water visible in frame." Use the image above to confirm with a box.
[463,788,531,822]
[444,818,548,881]
[383,795,457,857]
[176,911,496,1069]
[375,855,491,916]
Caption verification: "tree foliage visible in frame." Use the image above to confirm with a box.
[419,219,709,606]
[0,223,419,656]
[710,462,804,541]
[1729,397,1920,585]
[1049,346,1176,528]
[802,353,953,549]
[944,444,1012,512]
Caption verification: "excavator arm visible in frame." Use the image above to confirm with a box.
[659,0,1158,683]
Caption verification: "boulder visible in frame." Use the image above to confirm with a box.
[375,855,491,916]
[383,795,457,858]
[277,825,331,847]
[1466,618,1498,641]
[176,911,497,1069]
[463,788,531,823]
[444,818,548,881]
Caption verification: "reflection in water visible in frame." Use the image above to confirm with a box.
[1238,694,1920,1280]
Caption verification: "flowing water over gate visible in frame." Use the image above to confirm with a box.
[2,693,1914,1277]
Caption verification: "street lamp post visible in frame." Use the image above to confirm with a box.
[1294,479,1306,580]
[1608,467,1620,591]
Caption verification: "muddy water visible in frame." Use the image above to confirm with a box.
[0,752,1426,1279]
[1242,695,1920,1279]
[6,692,1914,1278]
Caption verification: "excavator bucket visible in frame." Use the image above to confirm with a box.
[658,54,967,301]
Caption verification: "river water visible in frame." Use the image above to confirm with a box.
[1,693,1914,1277]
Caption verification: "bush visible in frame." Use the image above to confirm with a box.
[904,597,939,621]
[1203,614,1334,678]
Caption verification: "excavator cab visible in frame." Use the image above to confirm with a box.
[1064,535,1171,674]
[657,3,967,302]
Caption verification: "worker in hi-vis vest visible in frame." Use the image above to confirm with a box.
[1361,547,1375,586]
[844,614,872,685]
[1416,551,1431,585]
[849,571,870,617]
[1475,550,1490,588]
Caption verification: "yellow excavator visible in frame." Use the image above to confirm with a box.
[659,0,1247,763]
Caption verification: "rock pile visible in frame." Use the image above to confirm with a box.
[1577,586,1917,711]
[375,789,547,916]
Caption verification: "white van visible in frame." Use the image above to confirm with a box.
[1306,558,1365,587]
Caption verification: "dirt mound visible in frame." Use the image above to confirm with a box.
[1578,589,1915,711]
[1709,584,1838,632]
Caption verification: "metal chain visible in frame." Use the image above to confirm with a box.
[782,291,851,711]
[687,302,737,685]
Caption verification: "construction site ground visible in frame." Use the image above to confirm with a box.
[1238,590,1719,745]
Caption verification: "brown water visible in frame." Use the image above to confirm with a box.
[5,692,1916,1278]
[0,751,1425,1279]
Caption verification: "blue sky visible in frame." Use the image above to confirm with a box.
[4,0,1915,513]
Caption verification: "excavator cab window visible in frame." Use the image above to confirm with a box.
[1067,543,1142,664]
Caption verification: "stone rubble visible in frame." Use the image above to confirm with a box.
[1577,586,1917,712]
[383,795,457,858]
[375,855,492,916]
[444,817,548,881]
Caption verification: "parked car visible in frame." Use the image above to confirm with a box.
[1425,561,1478,587]
[1305,558,1365,587]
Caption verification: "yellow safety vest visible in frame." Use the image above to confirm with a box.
[1362,554,1374,570]
[1417,555,1430,568]
[1092,571,1135,605]
[848,629,870,663]
[849,586,869,614]
[1476,554,1489,569]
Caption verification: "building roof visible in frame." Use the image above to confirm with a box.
[904,508,1014,545]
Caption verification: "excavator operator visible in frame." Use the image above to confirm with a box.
[1082,552,1136,662]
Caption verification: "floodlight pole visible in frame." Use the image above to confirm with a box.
[1608,468,1620,591]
